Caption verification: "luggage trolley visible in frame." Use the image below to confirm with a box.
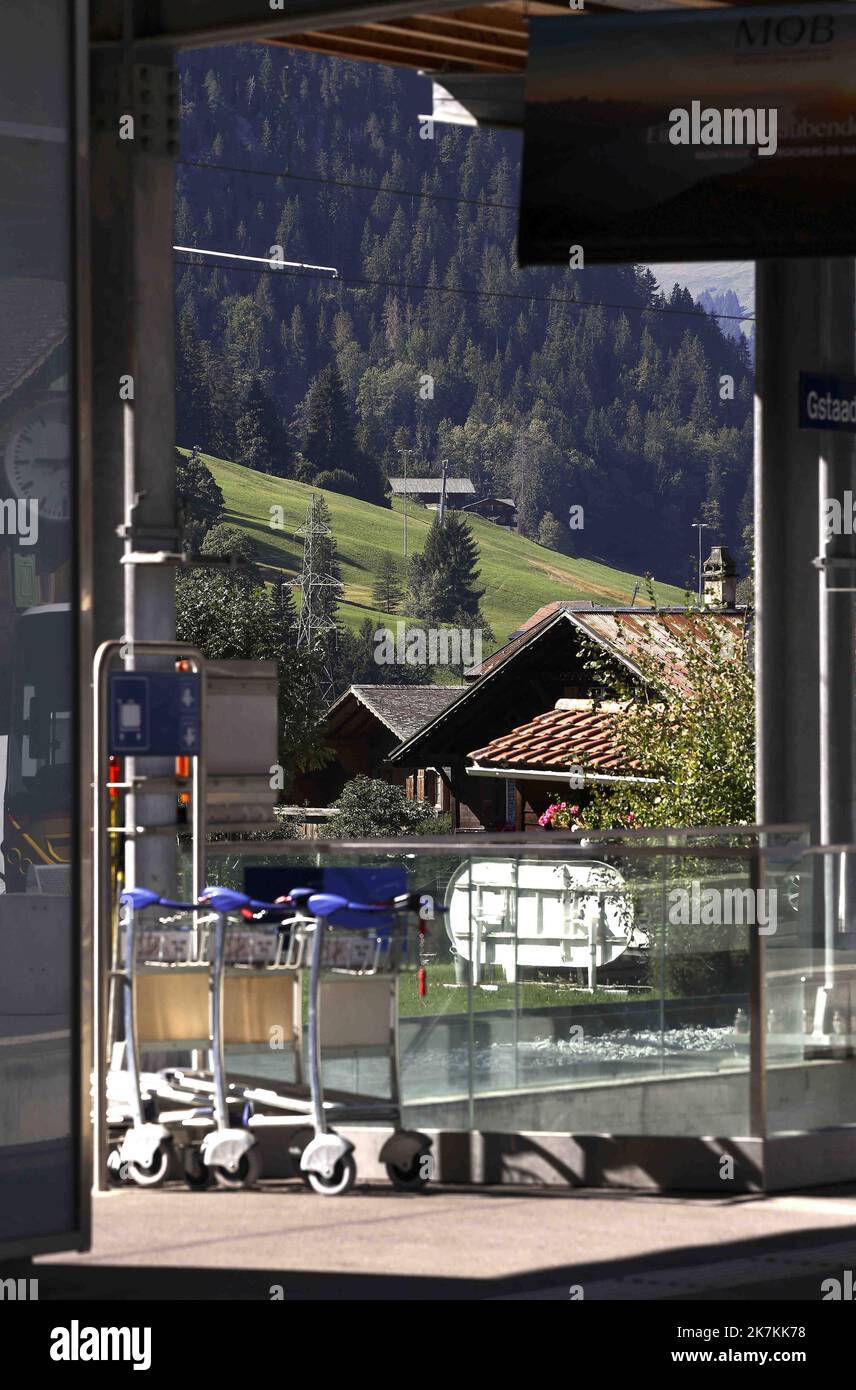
[181,886,437,1195]
[109,884,301,1189]
[113,883,437,1195]
[108,887,218,1187]
[279,885,436,1195]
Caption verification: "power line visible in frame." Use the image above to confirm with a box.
[177,157,518,212]
[174,253,756,324]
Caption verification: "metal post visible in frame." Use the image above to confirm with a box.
[307,918,327,1134]
[210,912,228,1129]
[122,402,136,892]
[749,848,767,1138]
[439,457,449,528]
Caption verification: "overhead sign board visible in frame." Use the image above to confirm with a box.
[109,672,201,756]
[799,372,856,431]
[519,5,856,264]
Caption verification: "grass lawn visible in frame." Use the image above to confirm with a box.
[184,449,686,646]
[398,961,644,1015]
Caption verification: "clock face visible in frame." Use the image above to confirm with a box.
[4,396,71,524]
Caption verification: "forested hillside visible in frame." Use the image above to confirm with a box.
[175,43,753,586]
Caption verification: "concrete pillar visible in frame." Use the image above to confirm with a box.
[89,43,178,895]
[754,259,853,843]
[817,259,856,848]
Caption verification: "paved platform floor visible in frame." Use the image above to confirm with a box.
[30,1180,856,1300]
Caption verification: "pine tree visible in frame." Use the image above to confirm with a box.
[234,379,288,476]
[294,493,343,703]
[372,553,404,613]
[407,512,484,624]
[293,362,357,477]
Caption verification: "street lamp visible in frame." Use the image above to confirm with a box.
[397,447,412,561]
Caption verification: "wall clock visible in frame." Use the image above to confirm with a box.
[4,395,70,524]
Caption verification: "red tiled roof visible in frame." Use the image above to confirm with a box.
[467,698,639,772]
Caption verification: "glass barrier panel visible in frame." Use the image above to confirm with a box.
[194,836,760,1140]
[765,846,856,1134]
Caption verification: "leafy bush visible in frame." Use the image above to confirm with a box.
[326,775,447,838]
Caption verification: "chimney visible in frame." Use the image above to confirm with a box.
[703,545,738,609]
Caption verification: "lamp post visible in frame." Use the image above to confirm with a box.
[439,457,449,528]
[692,521,713,606]
[397,447,412,561]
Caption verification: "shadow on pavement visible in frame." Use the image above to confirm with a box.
[32,1220,856,1300]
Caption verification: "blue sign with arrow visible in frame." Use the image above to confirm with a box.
[109,672,201,756]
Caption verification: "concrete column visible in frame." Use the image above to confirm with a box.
[817,258,856,849]
[754,260,824,838]
[89,43,178,895]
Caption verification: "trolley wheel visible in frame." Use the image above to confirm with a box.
[107,1148,127,1186]
[385,1153,431,1192]
[126,1141,173,1188]
[210,1146,262,1191]
[306,1153,357,1196]
[182,1153,214,1190]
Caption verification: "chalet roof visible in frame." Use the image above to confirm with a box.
[468,699,637,773]
[326,683,465,743]
[470,602,746,686]
[389,601,747,764]
[388,477,475,495]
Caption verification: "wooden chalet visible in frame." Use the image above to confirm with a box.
[387,601,747,831]
[461,495,518,530]
[387,477,475,511]
[293,683,465,808]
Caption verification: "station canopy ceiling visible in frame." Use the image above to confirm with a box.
[94,1,741,71]
[92,0,752,130]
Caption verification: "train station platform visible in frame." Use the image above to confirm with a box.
[31,1180,856,1301]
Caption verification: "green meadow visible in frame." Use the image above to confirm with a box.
[186,449,685,644]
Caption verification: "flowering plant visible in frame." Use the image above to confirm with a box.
[538,801,581,830]
[538,801,640,831]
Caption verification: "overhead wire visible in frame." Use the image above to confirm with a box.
[174,251,755,323]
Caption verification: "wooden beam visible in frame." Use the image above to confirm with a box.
[281,24,524,71]
[427,5,528,38]
[93,0,483,48]
[360,16,528,60]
